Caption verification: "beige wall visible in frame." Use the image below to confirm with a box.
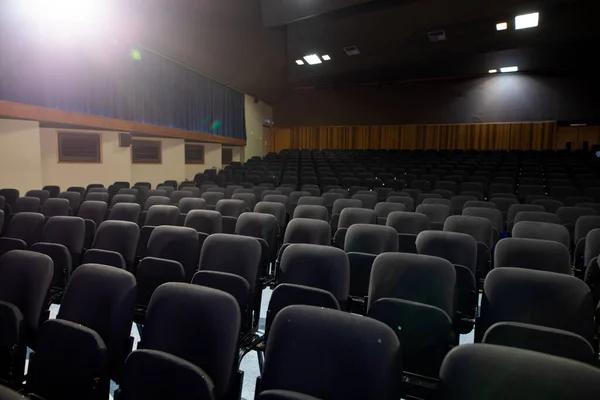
[0,119,43,193]
[39,128,131,189]
[184,142,222,181]
[244,94,273,161]
[131,138,186,188]
[224,146,242,163]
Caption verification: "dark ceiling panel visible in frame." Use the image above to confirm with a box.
[260,0,374,27]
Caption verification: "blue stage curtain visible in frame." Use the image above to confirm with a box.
[0,27,246,140]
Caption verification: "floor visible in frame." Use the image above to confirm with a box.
[40,288,477,400]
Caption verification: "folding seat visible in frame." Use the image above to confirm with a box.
[0,251,54,386]
[489,197,519,225]
[297,196,325,208]
[386,195,414,212]
[14,197,41,213]
[374,203,405,225]
[163,180,179,188]
[373,187,393,202]
[423,197,452,209]
[516,185,545,202]
[134,182,151,189]
[444,216,493,283]
[57,191,81,214]
[85,191,109,203]
[283,218,331,247]
[225,185,243,199]
[488,183,513,198]
[41,185,60,199]
[201,192,225,211]
[27,264,136,399]
[401,188,421,202]
[431,188,454,199]
[215,199,246,234]
[302,186,321,197]
[145,189,167,199]
[86,184,105,193]
[513,210,561,226]
[231,192,257,212]
[434,181,458,195]
[206,186,226,195]
[0,189,19,211]
[344,224,398,310]
[275,186,295,196]
[584,187,600,201]
[134,227,199,324]
[31,216,85,302]
[566,196,594,207]
[254,202,287,234]
[261,190,283,200]
[367,253,455,378]
[82,221,139,270]
[236,212,279,278]
[438,344,600,400]
[168,190,193,206]
[292,205,329,222]
[530,198,563,214]
[416,231,477,333]
[40,197,70,219]
[415,204,450,230]
[576,202,600,214]
[77,201,108,249]
[348,186,368,197]
[140,195,170,222]
[350,193,377,209]
[330,198,362,232]
[410,180,431,193]
[494,237,571,274]
[334,208,377,248]
[461,182,485,194]
[321,193,344,217]
[272,244,348,325]
[385,179,406,191]
[449,195,478,215]
[524,194,548,205]
[25,190,50,205]
[109,203,141,223]
[118,188,139,200]
[136,205,181,258]
[557,206,598,247]
[257,305,400,400]
[475,268,595,347]
[416,193,442,206]
[551,185,579,201]
[156,185,175,197]
[571,216,600,274]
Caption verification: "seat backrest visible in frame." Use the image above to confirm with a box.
[42,216,85,255]
[293,205,328,221]
[368,252,455,317]
[514,211,561,225]
[199,234,262,292]
[93,221,140,265]
[0,250,54,334]
[443,215,493,248]
[109,203,141,223]
[415,204,451,223]
[574,215,600,244]
[144,205,180,226]
[584,228,600,267]
[85,192,109,203]
[254,201,286,227]
[170,190,194,204]
[557,207,598,225]
[331,199,362,216]
[231,193,257,211]
[14,197,41,213]
[344,224,398,254]
[416,230,477,274]
[143,196,170,211]
[462,207,503,234]
[386,196,414,212]
[235,212,278,243]
[109,194,137,209]
[260,305,400,400]
[215,199,246,218]
[506,204,545,227]
[283,218,331,245]
[146,190,168,198]
[25,190,50,205]
[0,189,19,209]
[479,268,595,344]
[463,201,497,210]
[57,192,82,212]
[338,207,377,228]
[5,212,45,243]
[438,344,600,400]
[374,202,406,219]
[494,237,571,274]
[147,226,200,279]
[141,283,240,398]
[531,199,564,213]
[201,192,225,207]
[178,198,206,214]
[350,194,377,209]
[279,244,349,303]
[386,211,429,234]
[77,201,108,226]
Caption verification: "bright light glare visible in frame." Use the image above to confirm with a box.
[500,66,519,73]
[15,0,110,42]
[496,22,507,31]
[295,59,305,65]
[515,12,539,30]
[303,54,322,65]
[322,55,331,61]
[488,69,498,74]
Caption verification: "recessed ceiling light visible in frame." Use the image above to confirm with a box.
[515,12,539,30]
[500,66,519,73]
[488,69,498,74]
[322,54,331,61]
[295,59,304,65]
[303,54,322,65]
[496,22,507,31]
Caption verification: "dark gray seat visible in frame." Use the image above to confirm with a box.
[511,221,570,250]
[386,211,429,254]
[494,237,571,275]
[41,198,70,218]
[83,221,140,270]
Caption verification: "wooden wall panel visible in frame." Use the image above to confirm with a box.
[270,122,559,153]
[555,126,600,150]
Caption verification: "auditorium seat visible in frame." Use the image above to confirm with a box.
[0,212,45,257]
[58,191,82,215]
[494,237,571,274]
[14,196,41,213]
[82,221,140,270]
[511,221,571,249]
[26,189,50,205]
[333,208,377,248]
[109,203,141,223]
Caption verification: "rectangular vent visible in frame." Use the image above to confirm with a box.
[58,132,101,163]
[222,148,233,165]
[132,140,162,164]
[428,30,447,42]
[185,144,205,164]
[343,46,360,56]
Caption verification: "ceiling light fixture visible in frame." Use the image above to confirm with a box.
[295,59,304,65]
[488,69,498,74]
[303,54,322,65]
[500,66,519,73]
[515,12,539,30]
[496,22,507,31]
[322,54,331,61]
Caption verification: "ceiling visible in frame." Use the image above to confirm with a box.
[281,0,600,88]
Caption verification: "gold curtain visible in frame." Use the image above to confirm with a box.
[270,122,559,153]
